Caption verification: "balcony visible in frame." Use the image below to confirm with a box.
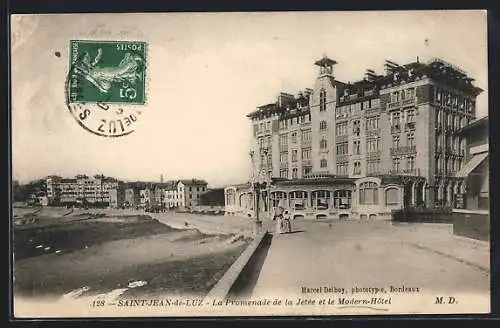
[401,98,415,107]
[390,146,416,156]
[336,154,349,162]
[390,125,401,134]
[405,121,416,131]
[366,128,380,138]
[364,107,380,116]
[387,101,401,110]
[388,168,421,176]
[302,159,312,166]
[336,134,349,142]
[366,150,381,159]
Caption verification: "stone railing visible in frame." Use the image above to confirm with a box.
[390,145,417,156]
[388,168,421,176]
[366,128,380,138]
[336,154,349,162]
[366,150,381,159]
[401,98,415,107]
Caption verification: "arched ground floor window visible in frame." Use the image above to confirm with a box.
[333,190,352,209]
[385,187,400,205]
[359,182,379,205]
[311,190,331,209]
[290,191,308,210]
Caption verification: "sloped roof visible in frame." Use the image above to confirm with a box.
[179,179,208,185]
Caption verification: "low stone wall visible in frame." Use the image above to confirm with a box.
[391,208,454,223]
[204,231,272,300]
[452,210,490,242]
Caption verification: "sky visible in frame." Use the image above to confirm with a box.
[11,10,488,187]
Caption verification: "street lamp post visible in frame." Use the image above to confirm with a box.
[249,150,266,235]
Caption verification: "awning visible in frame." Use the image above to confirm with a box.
[455,152,488,178]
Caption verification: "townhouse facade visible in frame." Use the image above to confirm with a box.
[110,179,208,209]
[46,174,120,206]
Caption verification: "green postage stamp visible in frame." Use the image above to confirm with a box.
[69,40,147,104]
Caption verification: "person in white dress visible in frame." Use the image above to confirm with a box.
[274,206,284,234]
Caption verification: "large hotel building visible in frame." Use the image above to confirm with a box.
[225,55,483,220]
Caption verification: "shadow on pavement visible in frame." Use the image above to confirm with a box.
[226,233,273,299]
[282,230,305,235]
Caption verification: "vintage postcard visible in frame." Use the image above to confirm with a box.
[10,10,490,317]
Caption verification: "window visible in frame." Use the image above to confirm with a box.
[353,120,361,136]
[301,129,311,142]
[280,151,288,163]
[291,131,297,143]
[367,160,380,174]
[333,190,352,209]
[367,139,379,152]
[311,190,331,208]
[353,161,361,175]
[336,162,348,175]
[259,137,264,148]
[302,148,311,160]
[391,112,401,127]
[391,91,400,103]
[292,149,298,162]
[407,88,415,99]
[280,169,288,178]
[303,166,312,176]
[320,158,328,168]
[320,121,328,131]
[279,134,288,147]
[320,139,328,149]
[292,168,298,179]
[336,142,348,155]
[407,156,415,170]
[320,89,326,111]
[300,116,305,124]
[353,140,361,155]
[336,122,348,136]
[392,135,400,148]
[407,132,415,147]
[406,110,415,123]
[392,157,401,172]
[385,188,399,205]
[359,182,379,205]
[366,117,379,130]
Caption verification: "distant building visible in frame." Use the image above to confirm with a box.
[111,179,209,210]
[179,179,208,207]
[46,174,120,206]
[455,116,489,210]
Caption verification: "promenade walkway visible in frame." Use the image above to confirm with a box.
[250,219,489,314]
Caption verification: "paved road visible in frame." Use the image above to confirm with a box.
[149,212,259,237]
[250,220,489,313]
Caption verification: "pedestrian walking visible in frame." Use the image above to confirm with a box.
[282,210,292,233]
[274,206,284,234]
